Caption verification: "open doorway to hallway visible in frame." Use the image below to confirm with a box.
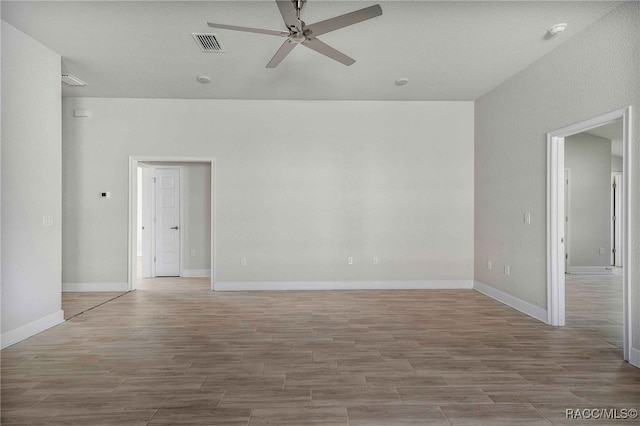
[547,107,633,365]
[136,162,212,282]
[131,159,215,290]
[564,121,624,355]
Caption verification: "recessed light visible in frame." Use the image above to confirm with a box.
[395,78,409,86]
[548,23,567,36]
[196,75,211,84]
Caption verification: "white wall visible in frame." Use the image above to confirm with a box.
[1,21,63,348]
[612,155,623,172]
[181,163,211,272]
[475,2,639,353]
[62,100,474,288]
[565,133,611,270]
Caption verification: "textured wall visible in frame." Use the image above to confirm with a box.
[475,2,639,347]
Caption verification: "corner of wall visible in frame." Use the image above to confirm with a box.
[473,280,548,324]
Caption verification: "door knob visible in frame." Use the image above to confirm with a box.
[170,226,179,230]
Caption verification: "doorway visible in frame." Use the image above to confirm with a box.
[129,157,216,291]
[547,106,633,364]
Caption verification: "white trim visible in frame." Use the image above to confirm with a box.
[630,347,640,368]
[182,269,211,278]
[62,282,129,292]
[547,132,566,326]
[211,163,217,291]
[179,166,185,278]
[567,266,613,275]
[547,106,632,362]
[474,281,548,324]
[0,310,64,349]
[214,280,473,291]
[129,157,216,292]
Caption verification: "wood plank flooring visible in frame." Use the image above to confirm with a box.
[62,292,129,320]
[2,272,639,425]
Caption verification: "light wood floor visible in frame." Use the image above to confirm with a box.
[2,273,639,425]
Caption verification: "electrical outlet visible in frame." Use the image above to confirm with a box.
[347,257,353,265]
[599,248,605,255]
[524,212,531,224]
[487,260,492,270]
[504,265,510,276]
[191,249,196,257]
[42,216,54,226]
[240,257,247,266]
[373,257,378,265]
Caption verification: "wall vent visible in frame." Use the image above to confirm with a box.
[61,74,87,86]
[192,33,225,52]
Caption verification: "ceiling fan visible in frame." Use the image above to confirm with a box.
[207,0,382,68]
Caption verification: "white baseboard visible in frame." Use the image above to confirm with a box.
[567,266,613,275]
[182,269,211,278]
[1,310,64,349]
[62,282,129,292]
[214,280,473,291]
[473,280,548,324]
[630,347,640,368]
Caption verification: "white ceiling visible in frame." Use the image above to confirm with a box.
[1,1,624,100]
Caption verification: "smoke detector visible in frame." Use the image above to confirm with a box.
[548,23,567,36]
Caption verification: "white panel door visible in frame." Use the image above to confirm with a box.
[155,167,181,276]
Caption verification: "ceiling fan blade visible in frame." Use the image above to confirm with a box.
[302,38,355,66]
[266,40,297,68]
[207,22,289,37]
[305,4,382,37]
[276,0,300,30]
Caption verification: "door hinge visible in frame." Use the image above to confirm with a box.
[565,253,568,260]
[152,177,156,183]
[612,215,616,221]
[154,256,156,262]
[612,248,617,254]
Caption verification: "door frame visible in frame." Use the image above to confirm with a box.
[139,164,154,278]
[546,106,632,363]
[129,156,216,291]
